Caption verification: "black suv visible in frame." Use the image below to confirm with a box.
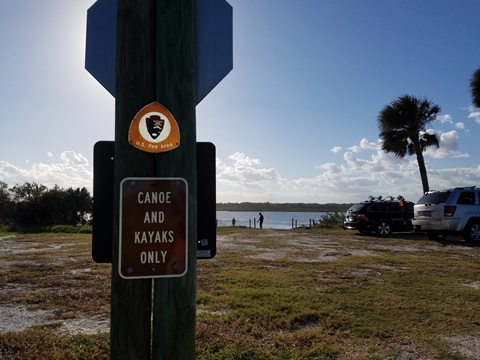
[343,196,414,236]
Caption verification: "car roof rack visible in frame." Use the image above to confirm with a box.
[366,195,405,202]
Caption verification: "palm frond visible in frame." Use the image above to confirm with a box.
[378,95,440,158]
[419,132,440,151]
[471,67,480,108]
[379,129,409,157]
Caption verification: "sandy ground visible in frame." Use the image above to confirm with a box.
[1,231,479,358]
[0,234,111,334]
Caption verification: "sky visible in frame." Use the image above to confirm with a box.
[1,0,480,205]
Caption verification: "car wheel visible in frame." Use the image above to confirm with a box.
[462,222,480,242]
[375,221,391,236]
[426,231,447,241]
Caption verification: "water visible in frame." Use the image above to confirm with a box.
[216,211,330,230]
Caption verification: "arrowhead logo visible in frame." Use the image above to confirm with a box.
[128,102,180,153]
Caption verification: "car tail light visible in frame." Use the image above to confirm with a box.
[356,214,368,221]
[444,206,456,217]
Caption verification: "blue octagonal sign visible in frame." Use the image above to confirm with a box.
[85,0,233,104]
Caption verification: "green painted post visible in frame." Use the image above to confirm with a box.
[151,1,197,359]
[111,0,197,359]
[111,1,156,359]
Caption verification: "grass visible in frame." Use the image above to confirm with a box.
[0,229,479,359]
[196,227,480,359]
[0,328,109,360]
[0,233,110,317]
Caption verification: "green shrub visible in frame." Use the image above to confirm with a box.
[0,224,92,234]
[49,225,92,234]
[78,225,92,234]
[318,212,344,228]
[50,225,79,233]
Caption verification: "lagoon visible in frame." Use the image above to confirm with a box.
[216,211,333,230]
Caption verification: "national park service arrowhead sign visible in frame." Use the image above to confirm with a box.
[128,102,180,153]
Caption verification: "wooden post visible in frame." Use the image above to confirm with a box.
[111,1,156,359]
[151,1,197,359]
[112,0,197,359]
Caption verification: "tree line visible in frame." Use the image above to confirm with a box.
[0,181,92,230]
[216,202,352,212]
[1,181,354,230]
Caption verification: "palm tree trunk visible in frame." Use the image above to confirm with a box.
[415,148,430,194]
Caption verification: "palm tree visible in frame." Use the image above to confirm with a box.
[378,95,441,194]
[471,67,480,108]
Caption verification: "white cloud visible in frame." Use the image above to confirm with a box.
[228,152,261,166]
[217,153,280,192]
[1,133,478,205]
[317,162,341,173]
[330,146,342,153]
[468,111,480,124]
[60,151,89,165]
[214,128,479,203]
[347,138,378,153]
[455,122,465,129]
[215,138,423,203]
[437,114,453,124]
[0,151,92,192]
[424,130,469,159]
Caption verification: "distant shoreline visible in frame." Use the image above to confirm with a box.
[216,202,353,213]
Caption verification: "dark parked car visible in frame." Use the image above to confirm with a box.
[343,196,414,236]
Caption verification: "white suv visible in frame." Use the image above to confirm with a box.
[412,186,480,242]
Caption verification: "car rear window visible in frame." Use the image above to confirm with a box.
[457,192,476,205]
[348,204,366,212]
[416,191,451,205]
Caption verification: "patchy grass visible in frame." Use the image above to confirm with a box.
[1,230,479,359]
[0,328,109,360]
[198,228,480,359]
[0,233,110,317]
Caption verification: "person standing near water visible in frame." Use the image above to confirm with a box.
[258,212,264,229]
